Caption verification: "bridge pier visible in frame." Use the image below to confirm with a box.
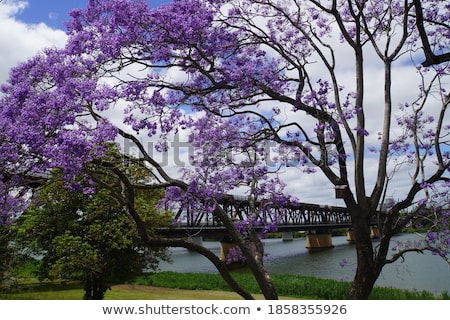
[370,226,381,239]
[305,230,333,249]
[346,229,355,242]
[282,232,294,241]
[346,227,381,241]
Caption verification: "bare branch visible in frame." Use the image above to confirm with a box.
[385,247,425,264]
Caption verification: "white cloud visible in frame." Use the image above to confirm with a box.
[0,0,67,84]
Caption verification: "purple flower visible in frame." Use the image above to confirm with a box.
[354,127,369,136]
[418,198,428,206]
[339,258,350,267]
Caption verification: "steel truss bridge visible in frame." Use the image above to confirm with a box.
[158,195,383,237]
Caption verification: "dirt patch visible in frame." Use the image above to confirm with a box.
[109,284,297,300]
[110,284,250,300]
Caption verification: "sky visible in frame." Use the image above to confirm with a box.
[9,0,169,30]
[10,0,89,29]
[0,0,445,206]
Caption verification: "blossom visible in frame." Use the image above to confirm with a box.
[339,258,350,267]
[354,127,369,136]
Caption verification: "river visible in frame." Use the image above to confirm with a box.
[157,233,450,295]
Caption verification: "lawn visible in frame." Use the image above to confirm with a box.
[0,283,278,300]
[1,272,448,300]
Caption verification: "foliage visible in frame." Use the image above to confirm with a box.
[15,173,170,299]
[0,224,15,289]
[9,256,40,280]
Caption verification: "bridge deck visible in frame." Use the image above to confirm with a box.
[157,195,383,237]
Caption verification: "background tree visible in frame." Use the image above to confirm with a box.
[0,0,448,300]
[16,172,170,300]
[0,182,23,291]
[0,224,15,289]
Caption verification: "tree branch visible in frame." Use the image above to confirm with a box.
[413,0,450,67]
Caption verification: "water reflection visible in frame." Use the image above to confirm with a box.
[158,233,450,295]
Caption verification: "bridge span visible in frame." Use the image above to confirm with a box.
[157,195,383,245]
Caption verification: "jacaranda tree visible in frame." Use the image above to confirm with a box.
[0,0,449,299]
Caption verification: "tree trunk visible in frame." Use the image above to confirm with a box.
[348,255,377,299]
[239,237,278,300]
[84,275,108,300]
[347,209,377,299]
[84,275,93,300]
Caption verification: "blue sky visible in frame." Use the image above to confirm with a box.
[14,0,169,30]
[14,0,89,29]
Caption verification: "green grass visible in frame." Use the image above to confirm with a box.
[0,283,271,300]
[2,271,448,300]
[136,271,449,300]
[0,281,85,300]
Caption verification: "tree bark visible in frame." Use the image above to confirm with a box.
[238,237,278,300]
[347,208,377,299]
